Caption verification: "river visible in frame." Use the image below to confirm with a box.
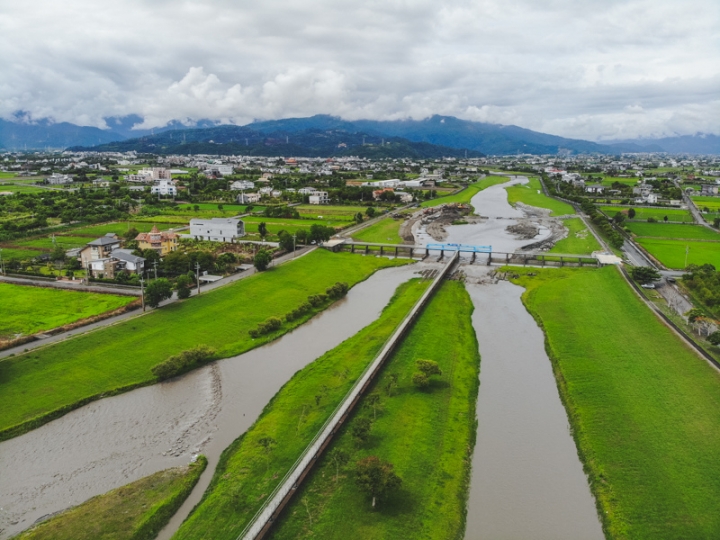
[0,263,424,539]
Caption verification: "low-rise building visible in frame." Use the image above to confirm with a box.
[230,180,255,190]
[308,191,329,204]
[80,234,121,268]
[237,192,261,204]
[46,173,72,185]
[135,225,179,255]
[150,179,177,197]
[79,234,145,279]
[189,217,245,242]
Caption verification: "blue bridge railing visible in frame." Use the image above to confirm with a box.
[425,243,492,253]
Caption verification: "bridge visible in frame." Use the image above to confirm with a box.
[238,252,460,540]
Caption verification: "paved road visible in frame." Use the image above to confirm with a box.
[0,246,316,360]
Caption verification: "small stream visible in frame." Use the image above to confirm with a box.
[0,264,422,539]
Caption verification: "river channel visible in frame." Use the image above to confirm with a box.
[0,263,426,539]
[426,176,603,539]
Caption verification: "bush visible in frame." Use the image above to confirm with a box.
[151,345,217,381]
[308,293,328,307]
[411,372,430,388]
[708,332,720,346]
[249,316,283,338]
[326,282,349,299]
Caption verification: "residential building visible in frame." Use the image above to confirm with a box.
[135,225,179,255]
[46,173,72,185]
[237,192,261,204]
[80,233,121,268]
[230,180,255,190]
[308,191,329,204]
[189,217,245,242]
[700,184,719,196]
[79,234,145,279]
[150,179,177,197]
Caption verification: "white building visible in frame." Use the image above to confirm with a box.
[216,165,234,176]
[46,173,72,185]
[298,187,317,195]
[138,167,171,180]
[189,218,245,242]
[151,180,177,197]
[308,191,329,204]
[362,179,401,188]
[230,180,255,190]
[237,192,261,204]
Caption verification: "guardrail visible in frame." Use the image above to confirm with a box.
[238,251,460,540]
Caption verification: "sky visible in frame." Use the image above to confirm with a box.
[1,0,719,141]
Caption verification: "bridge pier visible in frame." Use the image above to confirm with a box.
[560,256,564,267]
[506,253,510,264]
[487,252,492,266]
[380,246,384,256]
[471,252,476,264]
[351,244,355,253]
[395,247,398,258]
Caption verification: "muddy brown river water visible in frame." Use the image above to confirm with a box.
[2,176,602,539]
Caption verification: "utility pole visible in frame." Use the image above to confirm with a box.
[293,233,297,257]
[685,245,689,268]
[0,248,3,275]
[153,260,158,280]
[195,261,201,294]
[140,275,145,312]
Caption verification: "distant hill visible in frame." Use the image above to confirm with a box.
[4,113,719,155]
[69,126,485,159]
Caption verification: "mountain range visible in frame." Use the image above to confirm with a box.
[2,114,718,155]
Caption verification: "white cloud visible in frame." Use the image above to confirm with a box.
[0,0,718,140]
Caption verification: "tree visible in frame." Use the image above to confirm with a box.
[218,204,224,211]
[123,227,139,242]
[278,230,294,252]
[613,212,625,224]
[144,278,173,308]
[176,274,192,299]
[663,215,669,222]
[354,212,364,224]
[628,208,636,219]
[352,417,372,444]
[366,207,376,218]
[713,217,720,229]
[412,359,442,389]
[193,204,200,212]
[355,456,402,508]
[384,373,399,396]
[50,245,66,262]
[329,448,349,483]
[412,372,429,388]
[708,332,720,346]
[631,266,660,284]
[685,308,705,323]
[258,221,268,239]
[254,248,273,271]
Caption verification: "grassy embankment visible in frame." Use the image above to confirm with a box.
[172,278,432,540]
[352,217,405,244]
[270,281,480,540]
[509,266,720,539]
[0,250,409,441]
[549,217,601,254]
[0,283,135,340]
[599,206,693,222]
[420,176,510,208]
[505,177,574,216]
[15,458,207,540]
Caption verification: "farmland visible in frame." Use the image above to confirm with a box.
[295,205,366,221]
[0,282,135,340]
[626,222,720,240]
[691,196,720,212]
[421,176,510,208]
[511,266,720,539]
[0,250,409,441]
[16,458,206,540]
[172,279,431,540]
[271,281,480,540]
[634,238,720,269]
[599,206,693,222]
[505,178,574,216]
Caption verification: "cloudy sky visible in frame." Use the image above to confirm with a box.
[1,0,718,140]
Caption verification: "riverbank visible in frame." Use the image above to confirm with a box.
[15,457,207,540]
[269,281,480,540]
[0,250,410,441]
[510,265,720,539]
[171,278,431,540]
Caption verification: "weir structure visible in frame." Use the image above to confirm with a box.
[238,251,460,540]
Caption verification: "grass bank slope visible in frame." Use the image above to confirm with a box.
[0,250,408,441]
[0,283,135,340]
[421,176,510,208]
[550,218,601,254]
[270,281,480,540]
[510,266,720,539]
[172,279,431,540]
[15,457,206,540]
[352,217,404,244]
[505,177,574,216]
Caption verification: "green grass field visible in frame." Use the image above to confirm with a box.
[510,266,720,539]
[0,247,44,260]
[505,178,574,216]
[271,281,480,540]
[68,221,178,237]
[626,222,720,240]
[295,205,366,221]
[242,216,349,237]
[550,218,601,254]
[598,176,642,187]
[17,458,206,540]
[172,279,431,540]
[352,217,404,244]
[0,250,409,441]
[0,184,46,194]
[600,206,693,222]
[420,176,510,208]
[0,283,135,340]
[635,238,720,269]
[691,196,720,212]
[14,235,99,250]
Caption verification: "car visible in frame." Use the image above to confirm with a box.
[641,283,655,289]
[666,277,677,283]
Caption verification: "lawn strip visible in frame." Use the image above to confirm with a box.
[509,266,720,539]
[0,250,410,441]
[269,281,480,540]
[15,457,207,540]
[505,177,574,216]
[171,278,431,540]
[352,217,404,244]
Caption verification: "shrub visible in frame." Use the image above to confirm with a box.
[308,293,328,307]
[249,316,283,338]
[412,372,430,388]
[326,282,349,299]
[151,345,217,381]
